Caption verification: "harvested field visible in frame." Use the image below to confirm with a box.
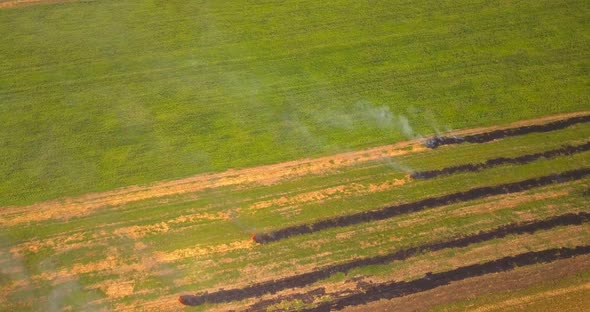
[469,283,590,312]
[303,246,590,311]
[343,255,590,312]
[180,194,587,309]
[241,243,590,312]
[179,212,590,306]
[424,115,590,148]
[253,168,590,243]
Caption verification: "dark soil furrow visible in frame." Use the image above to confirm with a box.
[178,212,590,307]
[412,141,590,179]
[303,245,590,311]
[424,115,590,149]
[253,168,590,244]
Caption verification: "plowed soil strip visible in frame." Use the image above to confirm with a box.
[253,168,590,244]
[302,245,590,311]
[178,212,590,306]
[424,115,590,148]
[412,141,590,179]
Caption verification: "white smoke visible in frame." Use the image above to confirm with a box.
[397,115,415,138]
[37,252,103,311]
[381,157,414,173]
[407,105,450,137]
[356,101,395,129]
[314,109,354,130]
[313,100,421,140]
[282,112,326,153]
[47,278,82,312]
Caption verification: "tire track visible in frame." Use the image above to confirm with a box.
[411,141,590,179]
[424,115,590,149]
[253,168,590,244]
[302,245,590,311]
[178,212,590,306]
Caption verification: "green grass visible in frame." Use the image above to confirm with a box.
[1,0,589,205]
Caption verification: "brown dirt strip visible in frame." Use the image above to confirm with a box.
[248,176,410,212]
[0,0,75,9]
[301,245,590,311]
[113,211,231,240]
[343,254,590,312]
[154,239,254,263]
[178,212,590,306]
[253,168,590,243]
[1,111,587,226]
[30,239,254,282]
[411,140,590,179]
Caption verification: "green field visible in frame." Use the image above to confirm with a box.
[1,0,589,205]
[1,1,590,311]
